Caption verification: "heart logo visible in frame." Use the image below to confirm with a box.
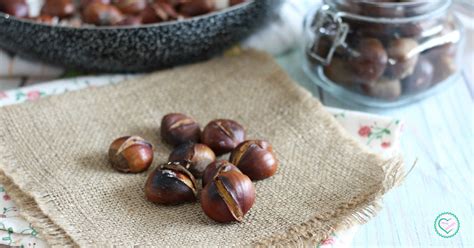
[434,212,460,238]
[438,218,456,234]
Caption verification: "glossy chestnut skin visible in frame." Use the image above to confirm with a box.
[169,143,216,178]
[160,113,201,147]
[82,3,124,26]
[141,1,179,24]
[201,164,255,223]
[385,38,419,79]
[108,136,154,173]
[349,38,388,83]
[178,0,215,17]
[201,119,245,155]
[41,0,76,18]
[229,140,278,181]
[362,78,401,100]
[202,160,240,187]
[145,162,197,205]
[116,15,142,26]
[401,57,433,94]
[0,0,29,18]
[323,57,354,87]
[113,0,146,15]
[80,0,111,6]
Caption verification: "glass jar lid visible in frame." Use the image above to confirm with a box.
[324,0,451,23]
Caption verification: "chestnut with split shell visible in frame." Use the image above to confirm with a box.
[202,160,240,187]
[230,140,278,181]
[169,143,216,178]
[145,161,198,205]
[200,162,255,223]
[161,113,201,147]
[108,135,154,173]
[201,119,245,156]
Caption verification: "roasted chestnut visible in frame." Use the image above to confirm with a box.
[178,0,214,16]
[145,161,197,205]
[323,57,355,87]
[160,113,201,146]
[362,78,402,100]
[82,3,124,26]
[0,0,29,18]
[80,0,111,6]
[385,38,419,79]
[108,136,154,173]
[201,164,255,223]
[349,38,388,83]
[41,0,76,18]
[169,143,216,178]
[201,119,245,155]
[202,160,240,187]
[402,57,433,94]
[229,140,278,181]
[116,15,142,26]
[113,0,146,15]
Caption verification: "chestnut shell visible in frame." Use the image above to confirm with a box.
[168,143,216,178]
[201,168,255,223]
[144,162,197,205]
[160,113,201,147]
[229,140,278,181]
[201,119,245,155]
[108,136,154,173]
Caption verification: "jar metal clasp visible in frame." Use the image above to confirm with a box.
[307,6,349,65]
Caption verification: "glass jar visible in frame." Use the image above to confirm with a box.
[303,0,464,107]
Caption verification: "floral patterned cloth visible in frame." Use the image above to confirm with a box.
[0,76,402,247]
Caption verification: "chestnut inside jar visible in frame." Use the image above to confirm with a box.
[304,0,462,107]
[0,0,249,27]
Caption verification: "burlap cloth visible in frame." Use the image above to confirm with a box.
[0,50,404,247]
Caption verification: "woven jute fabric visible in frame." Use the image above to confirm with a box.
[0,51,404,247]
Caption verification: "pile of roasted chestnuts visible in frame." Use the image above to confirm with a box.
[0,0,246,27]
[108,113,278,223]
[305,0,461,102]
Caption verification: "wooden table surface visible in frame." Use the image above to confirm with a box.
[0,9,472,248]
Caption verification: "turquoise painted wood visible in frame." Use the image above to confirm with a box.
[276,48,473,247]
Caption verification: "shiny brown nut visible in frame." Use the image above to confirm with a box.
[230,140,278,181]
[362,77,401,100]
[431,56,456,85]
[201,119,245,156]
[81,0,111,6]
[349,38,388,83]
[201,164,255,223]
[401,57,433,94]
[108,136,154,173]
[385,38,419,79]
[160,113,201,146]
[116,15,142,25]
[41,0,76,18]
[202,160,240,187]
[169,143,216,178]
[141,1,178,23]
[144,161,197,205]
[113,0,146,15]
[82,3,124,26]
[324,57,357,87]
[0,0,29,18]
[178,0,214,16]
